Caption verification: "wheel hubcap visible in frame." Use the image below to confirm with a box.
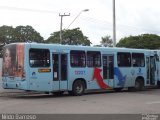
[135,81,140,89]
[76,85,83,93]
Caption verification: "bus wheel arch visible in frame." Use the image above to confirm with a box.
[70,78,86,96]
[128,76,144,92]
[135,76,144,91]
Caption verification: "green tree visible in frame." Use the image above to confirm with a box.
[46,28,91,46]
[0,25,15,45]
[0,25,44,57]
[116,34,160,49]
[100,35,113,47]
[14,25,44,43]
[0,25,15,57]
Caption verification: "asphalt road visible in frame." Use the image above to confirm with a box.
[0,88,160,114]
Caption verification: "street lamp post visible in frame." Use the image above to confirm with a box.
[67,9,89,29]
[113,0,116,47]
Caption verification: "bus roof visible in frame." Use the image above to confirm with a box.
[6,42,155,53]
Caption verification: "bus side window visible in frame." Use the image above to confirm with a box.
[70,50,86,67]
[132,59,138,67]
[87,51,101,67]
[29,49,50,67]
[132,53,145,67]
[117,52,131,67]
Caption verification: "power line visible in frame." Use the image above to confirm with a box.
[81,16,160,34]
[0,5,58,14]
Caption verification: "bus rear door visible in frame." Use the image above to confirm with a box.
[146,56,156,85]
[52,53,68,91]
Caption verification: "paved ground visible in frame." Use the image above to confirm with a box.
[0,88,160,114]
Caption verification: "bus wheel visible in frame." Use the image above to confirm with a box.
[135,79,144,91]
[72,80,85,96]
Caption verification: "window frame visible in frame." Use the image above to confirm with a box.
[132,53,145,67]
[70,50,86,68]
[87,51,101,67]
[117,52,131,67]
[29,48,50,68]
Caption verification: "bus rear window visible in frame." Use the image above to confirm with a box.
[29,49,50,67]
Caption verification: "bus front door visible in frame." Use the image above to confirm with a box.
[102,55,114,88]
[52,53,68,91]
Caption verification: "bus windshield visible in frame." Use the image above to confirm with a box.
[2,44,24,78]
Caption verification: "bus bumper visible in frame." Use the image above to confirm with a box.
[2,81,28,90]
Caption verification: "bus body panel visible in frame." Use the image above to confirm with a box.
[27,44,53,92]
[24,44,31,90]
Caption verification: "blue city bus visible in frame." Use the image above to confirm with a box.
[2,43,160,96]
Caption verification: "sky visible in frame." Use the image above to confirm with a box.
[0,0,160,45]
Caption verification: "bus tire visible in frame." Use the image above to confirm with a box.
[72,80,85,96]
[135,78,144,91]
[128,79,144,92]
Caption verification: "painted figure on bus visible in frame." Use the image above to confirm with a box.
[3,48,11,73]
[2,46,16,76]
[2,44,24,78]
[114,67,126,86]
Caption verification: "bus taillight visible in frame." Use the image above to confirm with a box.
[22,70,26,79]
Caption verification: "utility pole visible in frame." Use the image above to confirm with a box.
[59,13,70,44]
[113,0,116,47]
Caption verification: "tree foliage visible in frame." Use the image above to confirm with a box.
[0,25,44,57]
[116,34,160,49]
[0,25,43,45]
[100,35,113,47]
[14,25,44,43]
[0,25,15,45]
[45,28,91,46]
